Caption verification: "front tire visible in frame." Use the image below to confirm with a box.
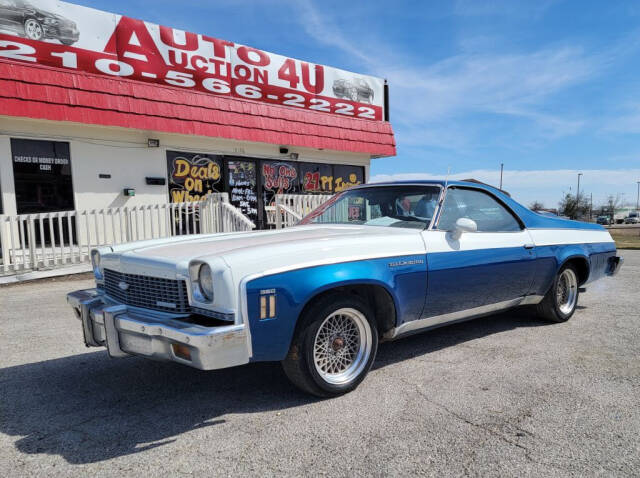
[24,19,43,41]
[282,294,378,397]
[536,264,580,322]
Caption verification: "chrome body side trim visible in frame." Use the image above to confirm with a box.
[520,295,544,305]
[67,289,250,370]
[384,296,539,340]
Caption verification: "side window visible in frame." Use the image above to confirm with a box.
[438,188,521,232]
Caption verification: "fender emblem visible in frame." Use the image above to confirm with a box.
[388,259,424,267]
[118,281,130,291]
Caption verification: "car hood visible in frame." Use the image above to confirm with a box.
[102,224,426,280]
[31,7,74,24]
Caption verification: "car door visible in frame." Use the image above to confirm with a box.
[420,186,537,320]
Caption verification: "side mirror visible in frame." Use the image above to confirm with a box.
[450,217,477,240]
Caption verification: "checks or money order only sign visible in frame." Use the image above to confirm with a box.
[0,0,386,120]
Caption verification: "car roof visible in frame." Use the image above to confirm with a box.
[364,179,504,193]
[356,180,604,231]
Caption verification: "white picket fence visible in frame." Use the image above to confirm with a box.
[0,193,254,276]
[273,194,333,228]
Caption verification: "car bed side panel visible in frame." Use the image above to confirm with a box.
[528,241,616,295]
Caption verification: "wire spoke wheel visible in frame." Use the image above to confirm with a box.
[282,295,378,396]
[312,308,372,385]
[25,19,43,40]
[556,268,578,315]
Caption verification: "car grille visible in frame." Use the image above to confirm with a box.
[104,269,190,314]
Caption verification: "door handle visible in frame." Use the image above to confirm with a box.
[524,243,535,249]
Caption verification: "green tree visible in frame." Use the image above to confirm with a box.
[559,193,590,220]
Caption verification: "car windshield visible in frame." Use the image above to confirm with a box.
[299,185,441,229]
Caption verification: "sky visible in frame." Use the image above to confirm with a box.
[76,0,640,210]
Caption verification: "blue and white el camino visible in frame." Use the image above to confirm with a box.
[68,180,623,396]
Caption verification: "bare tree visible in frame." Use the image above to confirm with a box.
[597,194,622,221]
[529,201,545,211]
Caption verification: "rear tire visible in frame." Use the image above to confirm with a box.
[536,264,580,322]
[282,293,378,397]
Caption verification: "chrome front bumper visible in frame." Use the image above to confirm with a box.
[607,256,624,276]
[67,289,250,370]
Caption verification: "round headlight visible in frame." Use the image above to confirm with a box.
[198,264,214,301]
[91,250,102,278]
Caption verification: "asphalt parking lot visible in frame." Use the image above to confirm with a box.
[1,251,639,477]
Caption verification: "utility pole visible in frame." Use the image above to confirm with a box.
[499,163,504,190]
[590,192,593,221]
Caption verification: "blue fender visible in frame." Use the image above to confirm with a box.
[557,245,591,269]
[245,255,427,362]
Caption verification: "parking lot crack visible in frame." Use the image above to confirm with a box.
[397,376,531,455]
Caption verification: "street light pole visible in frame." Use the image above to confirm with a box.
[500,163,504,190]
[576,173,582,202]
[636,181,639,212]
[576,173,583,219]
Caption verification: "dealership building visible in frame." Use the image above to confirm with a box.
[0,0,395,229]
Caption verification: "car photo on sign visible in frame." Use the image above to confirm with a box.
[332,78,375,103]
[0,0,79,45]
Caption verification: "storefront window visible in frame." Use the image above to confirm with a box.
[166,150,224,203]
[11,138,74,214]
[333,164,365,193]
[299,163,333,194]
[227,159,259,224]
[11,138,76,245]
[164,152,365,228]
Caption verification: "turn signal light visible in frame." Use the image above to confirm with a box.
[259,292,277,319]
[172,343,191,361]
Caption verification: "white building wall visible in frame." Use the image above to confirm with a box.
[0,134,16,215]
[0,116,372,215]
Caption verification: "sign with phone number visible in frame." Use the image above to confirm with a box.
[0,1,385,121]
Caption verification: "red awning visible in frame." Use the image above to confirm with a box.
[0,60,396,156]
